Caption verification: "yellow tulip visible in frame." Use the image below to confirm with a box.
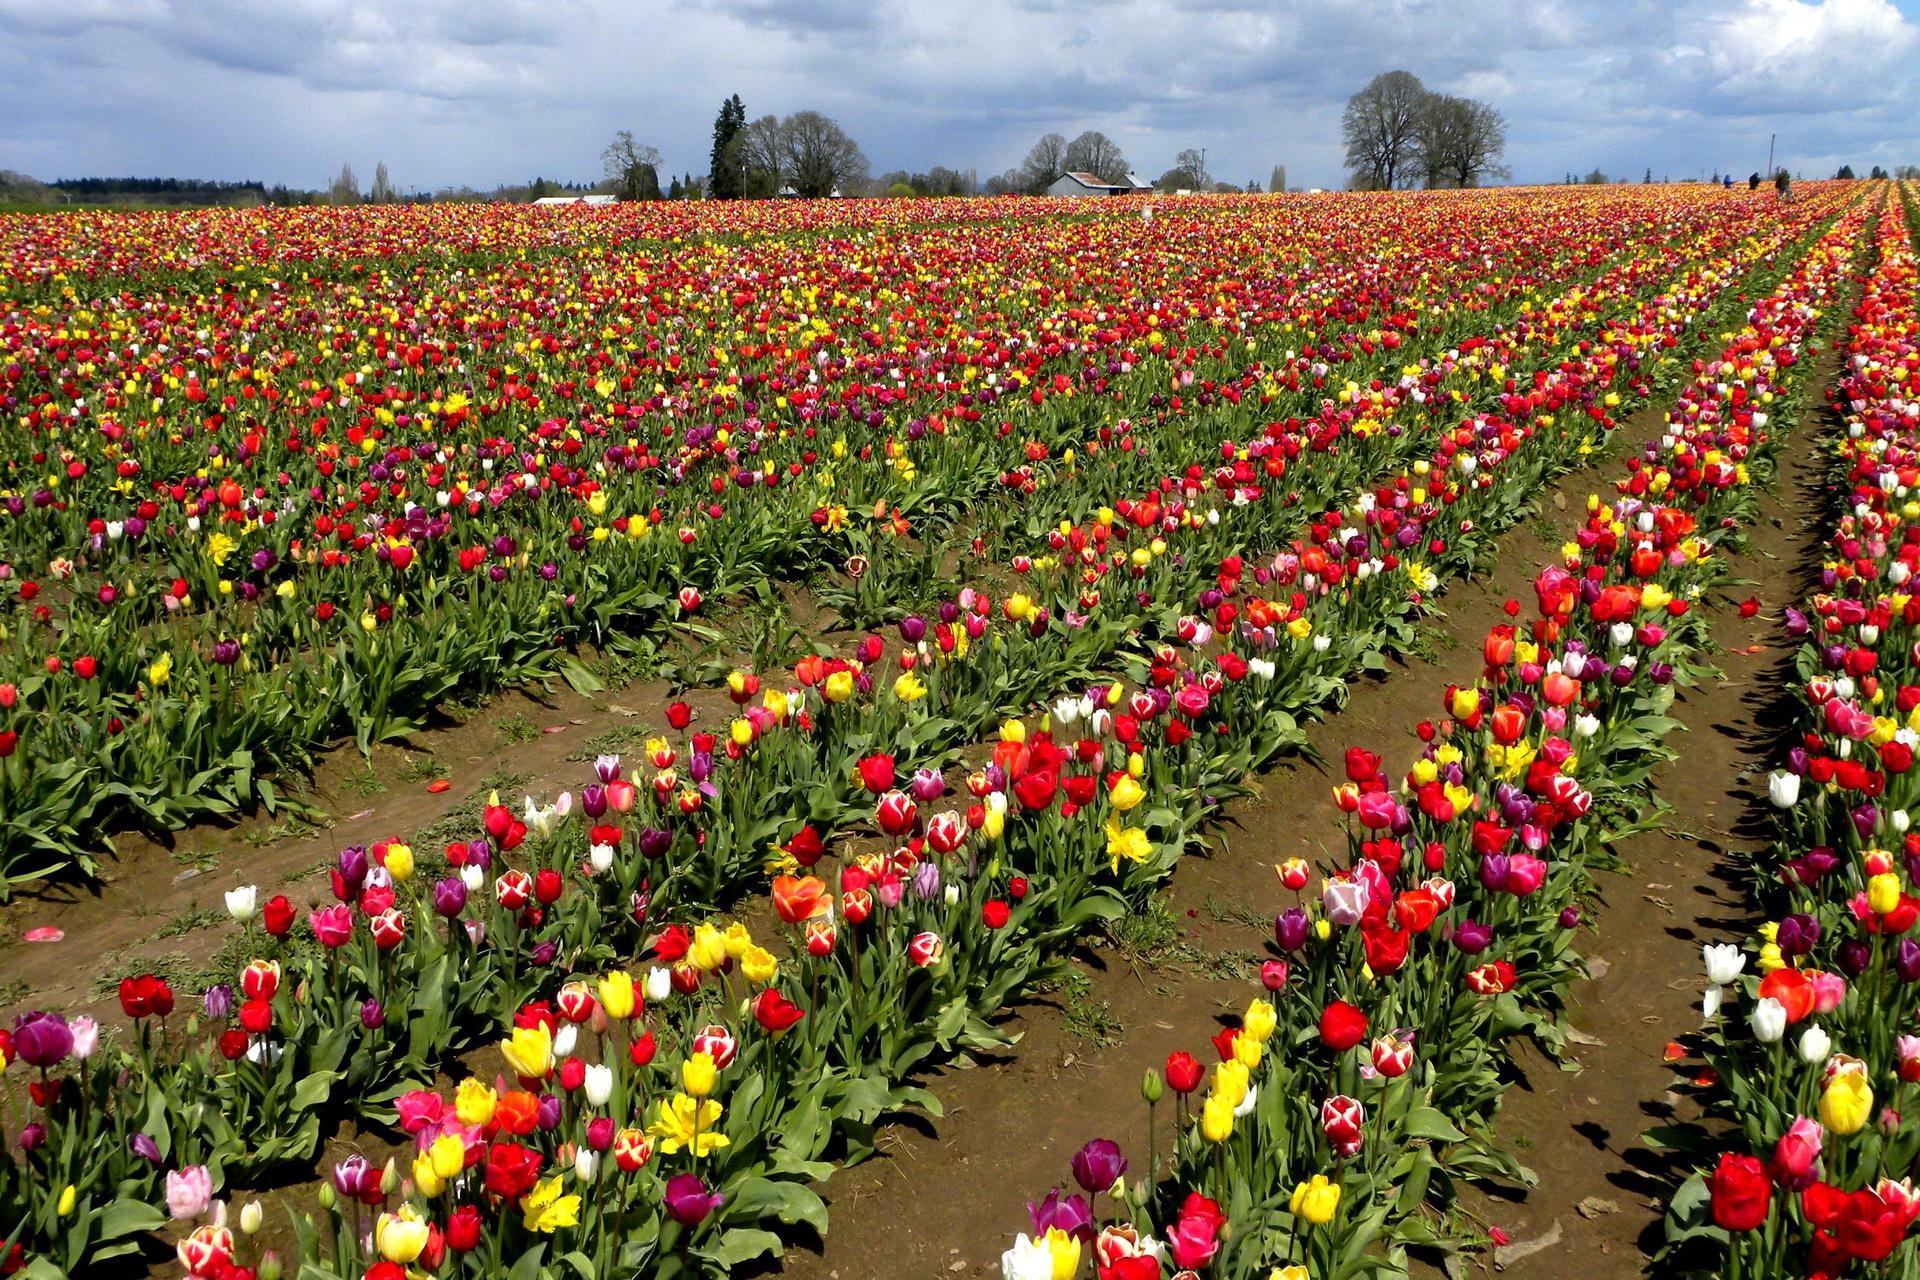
[689,923,729,971]
[383,841,414,882]
[1200,1094,1235,1143]
[376,1207,430,1263]
[455,1077,497,1126]
[1290,1174,1341,1225]
[741,945,779,985]
[1820,1072,1874,1135]
[1869,872,1902,915]
[597,970,636,1021]
[1108,775,1146,812]
[428,1134,465,1181]
[1043,1227,1081,1280]
[520,1177,582,1233]
[500,1024,553,1080]
[1243,999,1277,1044]
[56,1184,76,1217]
[682,1050,718,1098]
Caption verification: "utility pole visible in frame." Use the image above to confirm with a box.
[1766,133,1775,177]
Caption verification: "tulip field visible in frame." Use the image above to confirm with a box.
[0,182,1916,1280]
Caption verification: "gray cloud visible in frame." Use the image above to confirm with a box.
[0,0,1913,191]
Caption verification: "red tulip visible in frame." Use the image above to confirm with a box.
[1319,1000,1368,1052]
[1708,1153,1772,1231]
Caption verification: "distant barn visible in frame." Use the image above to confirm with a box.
[1046,170,1152,197]
[532,194,618,206]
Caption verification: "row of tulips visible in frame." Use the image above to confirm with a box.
[993,192,1876,1280]
[0,187,1815,885]
[0,189,1857,1278]
[1664,187,1920,1277]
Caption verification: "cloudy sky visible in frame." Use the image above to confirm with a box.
[1,0,1916,192]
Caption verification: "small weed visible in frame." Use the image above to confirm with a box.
[1203,895,1267,931]
[153,905,226,940]
[1512,1133,1534,1150]
[0,977,29,1008]
[398,755,447,783]
[341,765,390,797]
[566,723,649,763]
[494,713,539,747]
[1195,948,1259,983]
[1061,970,1123,1049]
[170,847,221,874]
[1102,896,1186,967]
[244,816,329,847]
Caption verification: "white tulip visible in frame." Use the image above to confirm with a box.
[574,1148,598,1183]
[589,842,615,874]
[1703,985,1724,1021]
[1574,713,1600,739]
[225,884,258,922]
[1001,1234,1054,1280]
[583,1063,613,1106]
[1234,1082,1259,1117]
[239,1201,264,1236]
[1703,943,1746,985]
[461,863,485,891]
[943,884,961,906]
[1798,1025,1831,1064]
[646,966,673,1002]
[1767,771,1801,808]
[553,1025,577,1058]
[1609,621,1634,647]
[1750,996,1787,1044]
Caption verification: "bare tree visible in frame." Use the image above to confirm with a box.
[736,116,785,196]
[328,163,360,206]
[1064,131,1129,184]
[1414,95,1510,188]
[1341,71,1427,190]
[776,111,868,197]
[370,161,396,203]
[1174,147,1212,189]
[1017,133,1069,193]
[602,131,663,201]
[1269,163,1287,194]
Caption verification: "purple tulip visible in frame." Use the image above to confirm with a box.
[1069,1138,1128,1194]
[1451,919,1494,955]
[909,768,946,802]
[130,1132,163,1165]
[202,984,234,1020]
[638,827,672,860]
[912,861,942,901]
[1027,1188,1094,1242]
[530,939,559,967]
[332,1154,377,1199]
[663,1173,725,1225]
[1776,914,1820,958]
[1559,907,1580,928]
[1275,907,1310,953]
[1837,938,1873,977]
[360,999,386,1030]
[11,1011,72,1069]
[18,1123,46,1152]
[337,845,369,891]
[1478,854,1511,893]
[581,783,607,818]
[899,615,926,643]
[433,877,468,918]
[465,838,492,869]
[1898,939,1920,985]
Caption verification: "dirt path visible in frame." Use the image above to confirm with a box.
[1474,385,1834,1277]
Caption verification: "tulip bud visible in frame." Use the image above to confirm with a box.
[1141,1068,1164,1103]
[239,1201,264,1236]
[379,1158,400,1196]
[1798,1025,1831,1064]
[317,1183,337,1212]
[259,1252,283,1280]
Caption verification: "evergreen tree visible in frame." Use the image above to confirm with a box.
[709,95,747,199]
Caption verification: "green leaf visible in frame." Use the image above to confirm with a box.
[1404,1106,1468,1143]
[290,1069,343,1113]
[701,1227,786,1268]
